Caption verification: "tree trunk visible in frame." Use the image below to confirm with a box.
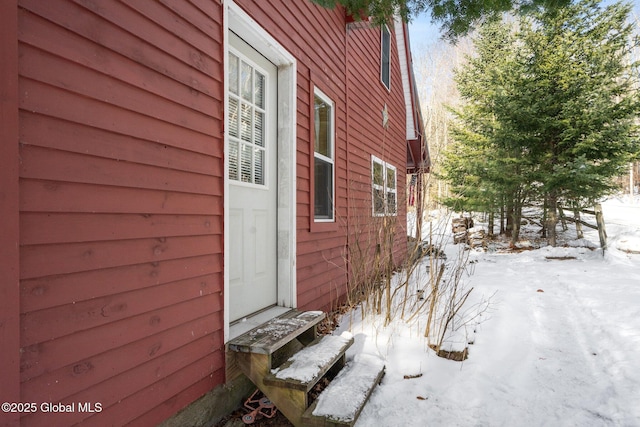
[509,196,522,246]
[541,199,547,238]
[505,201,513,238]
[546,193,558,246]
[488,211,495,237]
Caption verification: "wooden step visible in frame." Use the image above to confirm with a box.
[302,354,385,427]
[265,333,354,391]
[228,310,325,355]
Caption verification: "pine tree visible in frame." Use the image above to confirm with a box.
[441,20,533,244]
[501,0,640,245]
[309,0,570,39]
[442,0,640,246]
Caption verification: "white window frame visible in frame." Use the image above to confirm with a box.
[313,87,335,222]
[380,24,391,91]
[372,155,397,217]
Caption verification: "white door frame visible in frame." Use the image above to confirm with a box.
[223,1,297,342]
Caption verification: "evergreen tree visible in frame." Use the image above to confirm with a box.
[502,0,640,245]
[442,0,640,246]
[442,20,533,243]
[310,0,569,39]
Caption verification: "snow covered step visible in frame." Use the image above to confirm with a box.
[303,354,385,427]
[265,332,354,392]
[228,310,325,355]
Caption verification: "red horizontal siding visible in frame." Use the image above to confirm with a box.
[17,0,225,424]
[20,235,221,279]
[21,274,221,345]
[20,180,222,215]
[21,255,220,312]
[22,314,222,404]
[22,340,224,427]
[20,114,220,176]
[20,81,219,156]
[21,213,219,245]
[21,292,223,382]
[20,145,220,195]
[345,20,409,278]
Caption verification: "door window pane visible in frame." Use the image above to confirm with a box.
[255,72,265,109]
[229,53,239,95]
[228,48,269,186]
[241,61,253,102]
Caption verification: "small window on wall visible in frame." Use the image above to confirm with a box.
[381,25,391,90]
[313,88,335,222]
[372,156,397,216]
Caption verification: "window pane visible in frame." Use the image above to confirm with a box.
[241,61,253,102]
[254,110,264,147]
[314,158,333,219]
[373,188,385,215]
[228,97,239,139]
[314,95,332,157]
[241,144,252,183]
[373,161,384,186]
[229,54,239,95]
[255,72,265,109]
[240,103,252,142]
[229,140,239,181]
[387,191,396,214]
[254,148,264,185]
[386,167,396,189]
[381,26,390,89]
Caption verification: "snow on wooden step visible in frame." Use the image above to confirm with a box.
[311,354,385,423]
[271,332,353,383]
[228,310,325,354]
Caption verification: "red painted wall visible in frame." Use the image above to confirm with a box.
[344,21,410,284]
[16,1,225,425]
[6,1,412,425]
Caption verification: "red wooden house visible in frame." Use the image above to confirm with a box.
[0,1,428,426]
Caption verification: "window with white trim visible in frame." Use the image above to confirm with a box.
[381,25,391,90]
[313,88,335,221]
[372,156,397,216]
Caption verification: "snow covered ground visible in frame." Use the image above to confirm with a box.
[339,196,640,427]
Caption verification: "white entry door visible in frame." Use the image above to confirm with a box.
[228,32,278,321]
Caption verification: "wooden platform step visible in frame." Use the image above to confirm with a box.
[228,310,325,355]
[266,333,354,391]
[302,354,385,427]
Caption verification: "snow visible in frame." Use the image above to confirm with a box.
[312,354,385,422]
[332,196,640,427]
[271,332,352,382]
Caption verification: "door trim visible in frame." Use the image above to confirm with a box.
[223,1,297,342]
